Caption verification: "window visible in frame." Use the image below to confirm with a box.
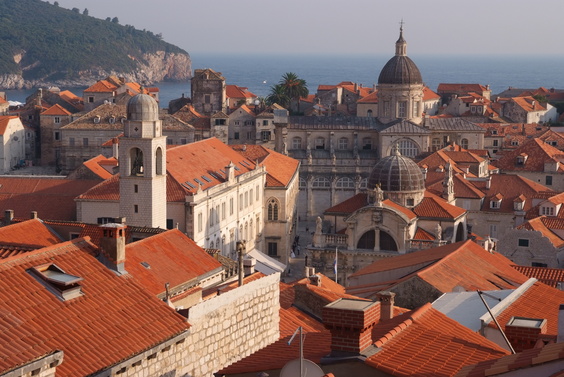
[263,120,269,126]
[511,140,519,146]
[267,242,278,256]
[362,137,372,150]
[432,138,441,151]
[88,96,94,103]
[134,205,139,213]
[489,224,497,238]
[518,239,529,247]
[299,178,307,189]
[367,109,373,117]
[312,177,331,188]
[83,138,89,147]
[180,138,187,145]
[245,192,248,208]
[493,140,499,147]
[359,178,368,189]
[54,116,61,124]
[261,130,271,141]
[239,194,243,210]
[247,131,253,140]
[396,139,419,158]
[215,119,226,126]
[204,94,211,104]
[546,176,553,186]
[292,137,302,149]
[29,263,83,301]
[222,202,226,220]
[336,177,355,189]
[256,185,259,201]
[338,137,348,150]
[267,198,279,221]
[412,101,419,118]
[383,101,390,116]
[97,217,114,224]
[54,131,60,141]
[460,138,469,150]
[134,184,138,193]
[167,219,174,230]
[234,132,240,140]
[406,198,414,207]
[69,137,75,147]
[398,101,407,118]
[167,138,174,145]
[198,213,203,232]
[209,208,214,226]
[230,198,234,215]
[532,262,548,267]
[315,137,325,149]
[250,189,253,204]
[541,206,555,216]
[490,200,500,209]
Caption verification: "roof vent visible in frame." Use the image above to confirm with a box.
[29,263,84,301]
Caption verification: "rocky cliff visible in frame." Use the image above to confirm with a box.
[0,51,191,90]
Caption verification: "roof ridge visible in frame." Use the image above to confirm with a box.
[479,278,538,326]
[0,237,95,266]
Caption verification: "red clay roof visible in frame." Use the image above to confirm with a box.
[0,177,100,221]
[437,83,490,93]
[494,138,564,172]
[367,303,508,377]
[125,229,222,296]
[512,265,564,287]
[231,144,300,188]
[83,79,118,93]
[0,116,19,135]
[0,238,189,377]
[41,103,72,116]
[226,84,256,99]
[0,219,62,259]
[413,191,466,219]
[423,86,441,101]
[82,155,117,179]
[358,90,378,104]
[349,240,528,293]
[517,216,564,248]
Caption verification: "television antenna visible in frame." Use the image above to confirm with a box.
[282,327,324,377]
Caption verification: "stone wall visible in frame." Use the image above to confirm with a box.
[184,272,280,376]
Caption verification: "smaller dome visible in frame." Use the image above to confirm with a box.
[127,93,159,121]
[368,152,425,193]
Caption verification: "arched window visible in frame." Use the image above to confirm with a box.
[299,178,307,189]
[335,177,355,189]
[359,178,368,189]
[267,198,279,221]
[392,139,420,158]
[338,137,348,150]
[367,109,373,117]
[130,148,144,176]
[312,177,331,188]
[292,137,302,149]
[460,138,469,150]
[155,147,163,175]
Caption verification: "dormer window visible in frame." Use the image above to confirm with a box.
[516,154,528,165]
[490,194,503,209]
[29,263,84,301]
[541,205,555,216]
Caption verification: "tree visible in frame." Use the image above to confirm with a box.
[83,8,88,16]
[71,7,79,13]
[54,1,59,6]
[112,17,119,24]
[279,72,308,113]
[266,84,290,108]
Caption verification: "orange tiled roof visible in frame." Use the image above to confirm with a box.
[83,79,118,93]
[0,115,20,135]
[494,138,564,172]
[423,86,440,101]
[455,342,564,377]
[437,83,489,93]
[517,216,564,248]
[82,155,117,179]
[492,280,564,336]
[511,96,547,112]
[478,174,553,213]
[0,238,189,377]
[358,90,378,104]
[349,240,528,293]
[413,191,466,219]
[0,219,62,259]
[125,229,222,296]
[41,103,72,116]
[366,303,508,377]
[226,84,256,99]
[0,177,100,221]
[512,265,564,287]
[231,144,299,188]
[414,227,435,240]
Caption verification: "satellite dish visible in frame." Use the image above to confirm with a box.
[280,359,325,377]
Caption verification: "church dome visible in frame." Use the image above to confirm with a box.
[378,56,422,85]
[377,26,422,85]
[368,151,425,193]
[127,93,159,121]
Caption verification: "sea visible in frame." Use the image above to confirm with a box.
[3,53,564,107]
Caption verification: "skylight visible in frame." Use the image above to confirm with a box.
[194,178,204,185]
[29,263,84,301]
[202,175,212,183]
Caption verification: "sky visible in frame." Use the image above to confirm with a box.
[54,0,564,57]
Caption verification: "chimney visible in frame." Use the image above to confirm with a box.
[30,211,38,219]
[99,223,127,274]
[504,316,547,352]
[4,209,14,226]
[323,298,379,355]
[377,291,396,321]
[309,274,322,286]
[225,161,236,183]
[243,256,256,276]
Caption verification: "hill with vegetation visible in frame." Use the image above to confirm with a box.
[0,0,191,89]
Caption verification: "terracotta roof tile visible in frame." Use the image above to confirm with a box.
[0,219,62,259]
[41,103,72,116]
[512,265,564,287]
[0,116,20,135]
[0,177,100,221]
[82,155,117,179]
[517,216,564,248]
[494,138,564,172]
[83,79,118,93]
[0,238,189,376]
[357,90,378,104]
[231,144,299,188]
[125,229,222,296]
[413,191,466,219]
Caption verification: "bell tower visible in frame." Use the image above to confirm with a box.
[119,93,167,228]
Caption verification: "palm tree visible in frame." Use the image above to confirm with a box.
[266,84,290,108]
[279,72,308,113]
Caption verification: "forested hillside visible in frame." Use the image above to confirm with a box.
[0,0,190,86]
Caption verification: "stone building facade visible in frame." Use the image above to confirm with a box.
[191,68,227,116]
